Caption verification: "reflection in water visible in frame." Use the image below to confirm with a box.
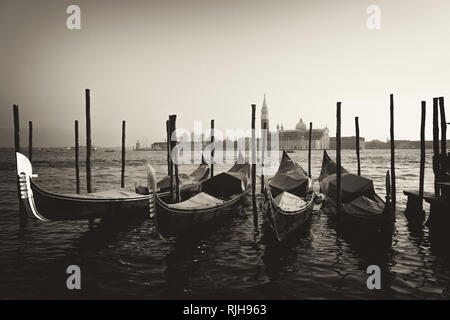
[1,149,450,299]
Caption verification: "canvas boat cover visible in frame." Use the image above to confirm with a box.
[157,163,209,192]
[269,151,309,196]
[169,192,224,209]
[201,155,250,199]
[157,173,195,192]
[273,191,307,212]
[320,150,376,203]
[65,189,142,199]
[328,173,375,203]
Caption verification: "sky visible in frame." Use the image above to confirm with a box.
[1,0,450,147]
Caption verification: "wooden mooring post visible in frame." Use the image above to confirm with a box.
[390,94,396,210]
[75,120,80,194]
[419,102,426,210]
[251,104,257,221]
[211,119,215,178]
[432,97,440,197]
[121,120,126,188]
[168,115,179,202]
[308,122,312,178]
[355,117,361,176]
[13,105,26,222]
[403,102,426,221]
[261,123,267,194]
[85,89,92,194]
[28,121,33,162]
[85,89,94,226]
[166,120,171,176]
[439,97,447,158]
[336,102,342,216]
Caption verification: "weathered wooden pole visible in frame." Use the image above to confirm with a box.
[439,97,448,192]
[28,121,33,162]
[355,117,361,176]
[419,101,426,210]
[169,115,179,202]
[210,119,215,178]
[308,122,312,178]
[336,102,342,215]
[251,104,256,202]
[390,94,396,208]
[75,120,80,194]
[432,97,440,196]
[85,89,92,194]
[166,120,171,176]
[13,105,25,221]
[261,122,267,194]
[121,120,126,188]
[439,97,447,160]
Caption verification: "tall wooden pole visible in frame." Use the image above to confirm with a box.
[439,97,447,159]
[355,117,361,176]
[210,119,215,178]
[75,120,80,194]
[13,105,25,221]
[85,89,92,194]
[169,115,179,202]
[390,94,396,208]
[419,102,426,210]
[251,104,256,201]
[121,120,126,188]
[28,121,33,162]
[261,122,267,194]
[308,122,312,178]
[432,97,440,197]
[251,104,257,223]
[166,120,171,176]
[336,102,342,215]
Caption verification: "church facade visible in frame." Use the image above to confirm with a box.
[261,95,329,150]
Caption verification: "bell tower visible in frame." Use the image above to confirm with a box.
[261,94,269,131]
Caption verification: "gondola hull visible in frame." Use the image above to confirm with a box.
[147,154,251,238]
[153,190,248,238]
[26,181,197,221]
[319,150,393,228]
[16,152,204,221]
[262,188,315,242]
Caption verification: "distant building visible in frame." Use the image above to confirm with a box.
[329,137,365,150]
[261,95,329,150]
[151,142,167,150]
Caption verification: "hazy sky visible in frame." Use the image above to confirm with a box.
[1,0,449,147]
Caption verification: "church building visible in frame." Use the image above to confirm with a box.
[261,95,329,150]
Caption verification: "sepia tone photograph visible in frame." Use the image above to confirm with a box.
[1,0,450,304]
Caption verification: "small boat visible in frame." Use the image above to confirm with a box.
[262,150,315,242]
[16,152,209,221]
[318,150,392,227]
[147,154,251,238]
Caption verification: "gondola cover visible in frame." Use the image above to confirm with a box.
[269,151,309,197]
[328,173,375,203]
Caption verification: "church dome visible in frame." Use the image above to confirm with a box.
[295,118,307,131]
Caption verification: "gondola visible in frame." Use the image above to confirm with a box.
[262,151,315,242]
[318,150,392,228]
[147,154,251,238]
[16,152,209,221]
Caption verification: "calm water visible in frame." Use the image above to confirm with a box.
[0,148,449,299]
